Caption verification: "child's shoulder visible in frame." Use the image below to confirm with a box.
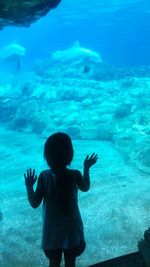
[67,168,82,176]
[39,169,52,178]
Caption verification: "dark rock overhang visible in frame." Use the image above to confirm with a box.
[0,0,61,29]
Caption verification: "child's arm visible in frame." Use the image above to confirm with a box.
[24,168,44,208]
[77,153,98,192]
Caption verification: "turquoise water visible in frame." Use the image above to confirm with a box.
[0,0,150,266]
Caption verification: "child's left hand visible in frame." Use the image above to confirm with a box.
[24,168,37,187]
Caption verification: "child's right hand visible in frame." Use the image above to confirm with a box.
[24,168,37,187]
[84,153,98,169]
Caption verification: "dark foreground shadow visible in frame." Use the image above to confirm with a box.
[89,252,146,267]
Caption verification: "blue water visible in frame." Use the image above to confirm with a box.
[0,0,150,67]
[0,1,150,267]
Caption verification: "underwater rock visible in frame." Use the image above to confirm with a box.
[34,58,150,82]
[66,126,80,138]
[0,97,18,122]
[114,130,136,154]
[140,94,150,108]
[98,101,117,115]
[21,82,33,97]
[32,119,46,134]
[0,0,61,29]
[97,123,113,141]
[0,61,149,176]
[92,64,150,81]
[82,98,93,107]
[11,116,29,131]
[130,139,150,174]
[114,104,132,119]
[98,114,113,123]
[142,148,150,168]
[120,77,137,88]
[65,112,79,125]
[0,211,3,221]
[58,86,89,102]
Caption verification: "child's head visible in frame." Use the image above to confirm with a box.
[44,132,74,169]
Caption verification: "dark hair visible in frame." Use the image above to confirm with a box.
[44,133,74,216]
[44,132,74,168]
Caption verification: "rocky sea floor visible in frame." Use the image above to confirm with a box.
[0,60,149,175]
[0,127,150,267]
[0,60,150,266]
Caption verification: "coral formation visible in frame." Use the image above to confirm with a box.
[0,0,61,29]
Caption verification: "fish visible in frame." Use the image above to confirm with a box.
[51,41,102,65]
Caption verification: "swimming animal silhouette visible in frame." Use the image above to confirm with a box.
[0,41,26,70]
[51,41,102,65]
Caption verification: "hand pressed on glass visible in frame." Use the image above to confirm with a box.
[84,153,98,169]
[24,168,37,187]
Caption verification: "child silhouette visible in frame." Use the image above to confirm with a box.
[24,132,98,267]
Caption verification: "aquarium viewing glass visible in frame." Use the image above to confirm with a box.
[0,0,150,266]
